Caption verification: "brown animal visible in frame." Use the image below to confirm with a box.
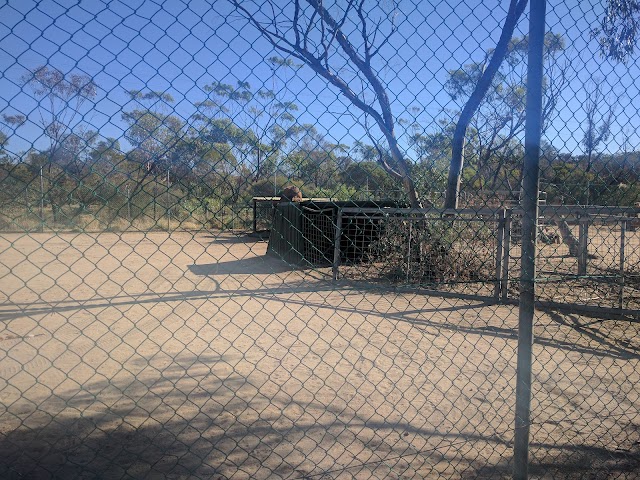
[280,185,303,202]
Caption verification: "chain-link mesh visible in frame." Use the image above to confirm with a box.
[0,1,638,478]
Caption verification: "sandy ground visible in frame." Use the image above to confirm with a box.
[0,231,638,479]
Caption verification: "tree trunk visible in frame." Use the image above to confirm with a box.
[444,0,528,209]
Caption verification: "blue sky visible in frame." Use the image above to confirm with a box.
[1,0,638,158]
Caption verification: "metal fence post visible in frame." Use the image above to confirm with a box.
[514,0,546,478]
[502,208,513,302]
[578,216,589,275]
[253,198,258,234]
[126,184,131,223]
[495,208,506,300]
[619,220,626,309]
[332,209,343,281]
[407,218,413,285]
[39,165,44,232]
[166,169,170,231]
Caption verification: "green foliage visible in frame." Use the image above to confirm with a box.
[3,61,640,234]
[593,0,640,62]
[22,66,98,160]
[442,32,566,202]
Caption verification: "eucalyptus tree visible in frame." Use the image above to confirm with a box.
[21,66,97,221]
[122,90,184,172]
[0,113,26,161]
[581,79,615,205]
[194,71,300,184]
[121,90,185,200]
[229,0,553,211]
[21,66,97,161]
[229,0,424,207]
[594,0,640,62]
[444,32,567,203]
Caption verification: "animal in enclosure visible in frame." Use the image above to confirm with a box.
[280,185,303,202]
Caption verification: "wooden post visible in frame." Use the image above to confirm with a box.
[578,216,589,276]
[332,209,343,281]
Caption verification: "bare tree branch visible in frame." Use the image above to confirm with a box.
[230,0,423,207]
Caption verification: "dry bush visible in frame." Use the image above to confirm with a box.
[364,217,496,286]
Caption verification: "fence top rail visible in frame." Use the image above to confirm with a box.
[339,207,505,216]
[252,197,332,202]
[532,205,640,216]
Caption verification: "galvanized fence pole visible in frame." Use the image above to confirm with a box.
[495,208,506,300]
[126,184,131,223]
[578,215,589,276]
[619,219,626,309]
[253,197,258,234]
[407,218,413,285]
[502,208,513,302]
[39,165,44,232]
[514,0,546,478]
[166,169,171,230]
[332,208,343,281]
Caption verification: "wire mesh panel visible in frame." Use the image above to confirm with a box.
[524,1,640,476]
[252,197,279,234]
[0,0,639,478]
[338,209,503,299]
[531,213,640,312]
[501,208,640,314]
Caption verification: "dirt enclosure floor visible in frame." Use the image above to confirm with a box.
[0,231,639,479]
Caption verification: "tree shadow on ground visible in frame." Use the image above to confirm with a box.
[188,254,310,275]
[547,310,640,360]
[3,374,637,479]
[2,318,639,480]
[244,288,639,361]
[465,446,640,479]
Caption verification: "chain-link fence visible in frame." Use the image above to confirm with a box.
[1,0,639,478]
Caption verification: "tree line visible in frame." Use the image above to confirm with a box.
[1,0,640,231]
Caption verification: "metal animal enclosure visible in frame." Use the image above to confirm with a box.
[0,1,639,479]
[332,206,640,315]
